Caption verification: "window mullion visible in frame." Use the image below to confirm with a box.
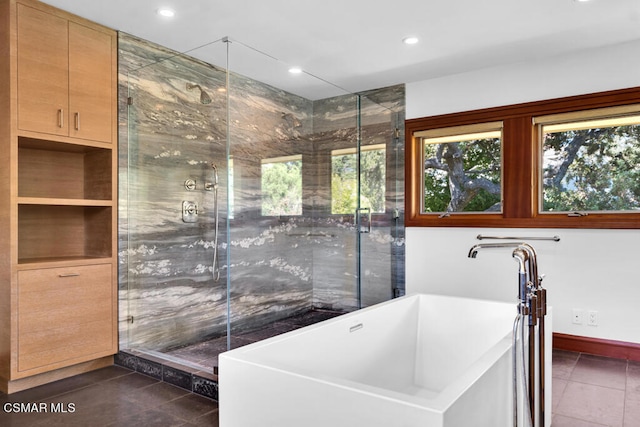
[502,116,534,219]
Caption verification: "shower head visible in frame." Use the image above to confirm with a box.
[186,83,212,104]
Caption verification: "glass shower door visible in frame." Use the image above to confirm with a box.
[224,40,406,350]
[357,93,406,307]
[224,41,363,349]
[120,36,230,368]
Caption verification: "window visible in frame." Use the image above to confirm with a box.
[536,106,640,214]
[405,86,640,228]
[331,144,386,214]
[261,155,302,216]
[417,122,502,214]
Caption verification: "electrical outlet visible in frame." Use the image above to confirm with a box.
[588,310,598,326]
[572,309,584,325]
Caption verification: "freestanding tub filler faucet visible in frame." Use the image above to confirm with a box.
[468,242,547,427]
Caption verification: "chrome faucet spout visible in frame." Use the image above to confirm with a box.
[468,244,481,258]
[517,242,540,287]
[467,242,525,258]
[512,247,530,303]
[467,241,534,301]
[512,247,528,275]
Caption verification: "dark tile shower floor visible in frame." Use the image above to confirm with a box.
[163,309,345,372]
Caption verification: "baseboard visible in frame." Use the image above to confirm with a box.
[553,333,640,362]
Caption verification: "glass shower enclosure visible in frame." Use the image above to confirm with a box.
[118,33,405,372]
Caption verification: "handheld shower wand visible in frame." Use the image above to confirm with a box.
[212,163,219,188]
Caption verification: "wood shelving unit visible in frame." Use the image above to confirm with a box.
[0,0,118,393]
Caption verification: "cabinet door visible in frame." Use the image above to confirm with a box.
[17,264,114,373]
[68,22,114,143]
[17,4,69,137]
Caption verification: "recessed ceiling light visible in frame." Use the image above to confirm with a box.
[157,8,175,18]
[403,37,419,45]
[288,67,303,74]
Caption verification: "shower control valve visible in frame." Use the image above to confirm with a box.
[182,201,198,223]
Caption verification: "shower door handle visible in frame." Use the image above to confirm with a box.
[356,207,371,234]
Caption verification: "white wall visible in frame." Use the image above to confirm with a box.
[405,39,640,344]
[406,228,639,343]
[406,39,640,119]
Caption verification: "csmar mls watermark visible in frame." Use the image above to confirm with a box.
[3,402,76,413]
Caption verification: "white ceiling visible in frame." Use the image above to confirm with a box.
[41,0,640,100]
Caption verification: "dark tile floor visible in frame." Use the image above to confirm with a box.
[0,365,218,426]
[0,310,343,427]
[1,348,636,426]
[552,350,640,426]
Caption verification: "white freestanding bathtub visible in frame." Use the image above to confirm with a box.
[219,294,552,427]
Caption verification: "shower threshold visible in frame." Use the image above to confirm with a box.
[117,308,346,398]
[165,308,346,373]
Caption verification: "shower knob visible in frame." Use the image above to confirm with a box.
[184,179,197,191]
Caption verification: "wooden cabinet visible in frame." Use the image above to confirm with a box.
[16,3,114,143]
[0,0,117,393]
[18,264,114,372]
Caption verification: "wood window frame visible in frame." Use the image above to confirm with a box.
[405,86,640,229]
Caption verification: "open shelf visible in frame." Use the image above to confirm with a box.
[16,136,114,265]
[18,137,112,200]
[18,205,112,263]
[18,197,113,206]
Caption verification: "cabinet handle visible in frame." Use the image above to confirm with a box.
[74,112,80,131]
[58,273,80,278]
[58,109,64,128]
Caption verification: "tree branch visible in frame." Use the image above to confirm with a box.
[545,129,607,188]
[424,157,448,171]
[465,177,501,195]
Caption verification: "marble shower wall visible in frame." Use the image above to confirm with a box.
[118,32,405,353]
